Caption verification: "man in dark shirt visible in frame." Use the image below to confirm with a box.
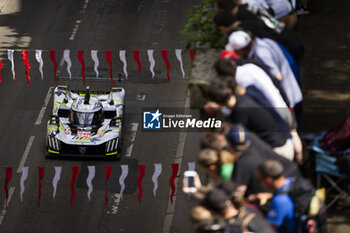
[206,82,294,161]
[223,125,300,197]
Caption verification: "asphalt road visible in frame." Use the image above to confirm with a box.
[0,0,200,232]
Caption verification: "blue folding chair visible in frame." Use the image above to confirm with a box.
[312,134,350,210]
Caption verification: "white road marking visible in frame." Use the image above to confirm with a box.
[106,193,121,215]
[34,87,54,126]
[125,144,134,157]
[129,123,139,132]
[17,136,35,173]
[125,123,139,157]
[69,20,81,41]
[0,187,15,225]
[136,92,146,101]
[68,0,90,40]
[162,91,190,233]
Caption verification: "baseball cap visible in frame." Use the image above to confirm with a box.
[225,125,251,149]
[219,50,238,59]
[228,31,251,50]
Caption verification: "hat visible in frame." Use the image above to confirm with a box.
[226,125,251,149]
[201,188,231,213]
[219,50,238,59]
[228,31,251,50]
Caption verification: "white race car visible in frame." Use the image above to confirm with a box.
[47,85,125,158]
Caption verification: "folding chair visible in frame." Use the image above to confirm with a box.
[312,134,350,210]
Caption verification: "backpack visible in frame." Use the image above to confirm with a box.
[278,177,327,233]
[227,207,275,233]
[227,208,255,233]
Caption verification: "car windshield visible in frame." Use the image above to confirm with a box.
[70,109,103,127]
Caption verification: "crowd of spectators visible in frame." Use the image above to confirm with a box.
[182,0,327,233]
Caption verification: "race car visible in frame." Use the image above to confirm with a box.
[47,85,125,158]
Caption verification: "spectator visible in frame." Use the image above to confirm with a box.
[257,160,298,233]
[224,125,301,197]
[206,82,294,160]
[200,126,300,179]
[227,30,302,110]
[214,10,276,40]
[214,58,293,128]
[198,148,235,183]
[190,206,228,233]
[215,53,291,107]
[216,181,245,210]
[200,131,228,151]
[225,124,268,196]
[264,0,297,28]
[190,206,212,228]
[213,59,304,164]
[214,8,304,65]
[202,188,276,233]
[216,0,297,28]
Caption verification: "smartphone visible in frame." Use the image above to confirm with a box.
[184,171,197,193]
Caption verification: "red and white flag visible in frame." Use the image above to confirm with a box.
[169,163,179,204]
[91,50,99,78]
[161,50,171,84]
[4,167,13,209]
[119,165,128,199]
[175,49,185,79]
[105,51,113,86]
[152,163,162,197]
[21,50,31,86]
[38,167,45,208]
[133,50,142,79]
[137,165,146,203]
[77,51,86,86]
[70,166,79,208]
[63,50,72,79]
[104,166,112,207]
[35,50,44,79]
[20,167,29,202]
[49,50,58,84]
[87,166,95,201]
[119,50,128,79]
[7,50,15,80]
[52,166,62,199]
[147,50,155,79]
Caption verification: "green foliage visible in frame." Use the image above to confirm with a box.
[181,0,225,50]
